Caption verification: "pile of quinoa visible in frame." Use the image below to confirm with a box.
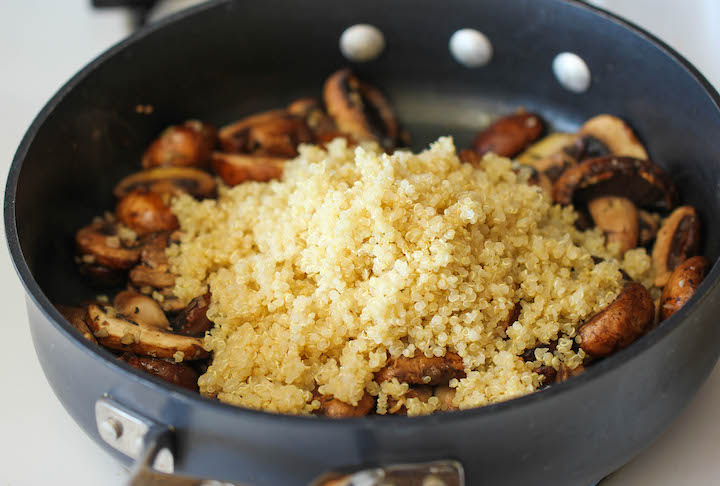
[168,137,654,415]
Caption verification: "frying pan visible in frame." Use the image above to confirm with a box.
[6,0,720,485]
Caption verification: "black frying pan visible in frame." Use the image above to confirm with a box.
[6,0,720,485]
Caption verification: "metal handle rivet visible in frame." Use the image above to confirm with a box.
[100,418,123,441]
[449,28,493,67]
[552,52,591,93]
[340,24,385,62]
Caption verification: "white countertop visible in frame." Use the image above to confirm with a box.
[0,1,718,485]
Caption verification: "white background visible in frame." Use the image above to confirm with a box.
[0,1,719,485]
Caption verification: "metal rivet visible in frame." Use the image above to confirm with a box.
[449,28,493,67]
[153,447,175,474]
[340,24,385,62]
[552,52,591,93]
[423,475,447,486]
[99,418,123,441]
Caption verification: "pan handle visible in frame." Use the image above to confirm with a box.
[96,397,465,486]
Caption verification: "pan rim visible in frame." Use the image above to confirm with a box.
[5,0,720,428]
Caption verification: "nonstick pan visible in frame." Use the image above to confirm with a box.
[6,0,720,485]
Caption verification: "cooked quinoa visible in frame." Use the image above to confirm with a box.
[167,137,655,415]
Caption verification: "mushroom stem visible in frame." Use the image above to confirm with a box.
[588,196,639,256]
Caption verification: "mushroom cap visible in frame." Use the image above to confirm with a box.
[578,114,648,160]
[219,109,312,157]
[515,132,577,181]
[114,167,217,199]
[85,304,208,360]
[552,155,678,211]
[142,120,217,170]
[471,112,545,158]
[578,282,655,357]
[210,152,285,186]
[660,255,710,320]
[57,305,98,344]
[315,391,375,418]
[375,352,466,386]
[652,205,702,287]
[173,293,213,337]
[115,189,179,236]
[323,68,399,150]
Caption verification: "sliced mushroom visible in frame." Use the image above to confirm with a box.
[638,210,661,247]
[499,302,521,331]
[578,114,648,160]
[458,148,482,168]
[287,97,337,137]
[76,221,140,270]
[142,120,217,169]
[552,155,678,211]
[578,282,655,357]
[218,109,312,157]
[471,112,544,158]
[57,305,98,343]
[587,196,639,255]
[85,304,208,360]
[115,188,179,236]
[652,206,702,287]
[114,290,170,331]
[433,385,458,412]
[375,352,466,386]
[114,167,217,199]
[660,256,710,320]
[387,385,434,415]
[211,152,286,186]
[119,353,199,392]
[515,132,577,181]
[315,391,374,418]
[173,293,213,337]
[534,366,557,387]
[323,68,399,150]
[129,232,176,290]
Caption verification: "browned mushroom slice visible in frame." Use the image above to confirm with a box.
[638,210,661,247]
[173,293,213,337]
[433,385,458,411]
[471,112,544,158]
[78,263,127,287]
[515,132,577,181]
[114,290,170,331]
[115,189,179,236]
[211,152,286,186]
[499,302,521,331]
[86,304,208,360]
[218,110,312,157]
[323,68,399,150]
[114,167,217,199]
[534,366,557,387]
[315,391,375,418]
[129,232,176,290]
[587,196,639,255]
[552,155,678,211]
[652,206,702,287]
[660,256,710,320]
[387,385,433,415]
[578,114,648,160]
[76,222,140,270]
[458,148,482,168]
[578,282,655,357]
[375,352,466,386]
[57,305,98,343]
[119,353,199,392]
[287,97,337,137]
[142,120,217,170]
